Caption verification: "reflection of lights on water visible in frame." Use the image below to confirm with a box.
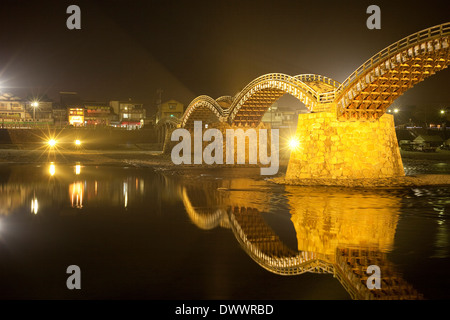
[75,164,81,175]
[31,198,39,215]
[94,181,98,196]
[123,181,128,208]
[49,163,56,176]
[140,179,144,195]
[70,182,84,209]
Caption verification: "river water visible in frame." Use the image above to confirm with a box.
[0,160,449,300]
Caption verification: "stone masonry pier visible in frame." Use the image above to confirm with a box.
[285,111,404,180]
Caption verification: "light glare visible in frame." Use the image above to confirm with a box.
[288,137,300,150]
[49,163,56,176]
[48,139,57,147]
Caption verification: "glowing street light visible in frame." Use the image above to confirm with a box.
[75,139,82,146]
[393,108,399,114]
[31,101,39,125]
[440,110,446,115]
[288,137,300,150]
[48,139,57,147]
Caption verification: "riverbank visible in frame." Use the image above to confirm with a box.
[271,174,450,188]
[0,146,448,187]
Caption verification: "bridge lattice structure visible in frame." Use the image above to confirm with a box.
[178,23,449,128]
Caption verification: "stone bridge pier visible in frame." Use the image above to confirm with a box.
[286,106,404,180]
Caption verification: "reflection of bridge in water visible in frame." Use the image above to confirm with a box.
[179,177,423,300]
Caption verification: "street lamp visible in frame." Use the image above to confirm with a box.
[48,139,57,147]
[393,108,399,114]
[31,101,39,126]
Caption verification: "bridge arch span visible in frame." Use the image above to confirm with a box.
[155,116,180,144]
[215,95,234,109]
[181,187,227,230]
[227,73,323,127]
[180,95,225,129]
[336,22,450,120]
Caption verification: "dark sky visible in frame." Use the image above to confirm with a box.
[0,0,449,111]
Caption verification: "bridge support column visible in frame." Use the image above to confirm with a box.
[286,111,404,180]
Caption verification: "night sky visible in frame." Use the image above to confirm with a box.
[0,0,449,112]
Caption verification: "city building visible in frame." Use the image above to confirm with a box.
[84,101,112,126]
[155,99,184,123]
[60,92,82,108]
[0,93,27,127]
[110,100,146,129]
[413,134,443,148]
[24,100,54,124]
[52,108,68,127]
[68,108,85,126]
[261,102,307,129]
[60,92,84,127]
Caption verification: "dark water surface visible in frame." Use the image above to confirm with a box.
[0,161,450,300]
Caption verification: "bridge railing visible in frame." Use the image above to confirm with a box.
[236,73,320,101]
[294,74,340,104]
[337,22,450,96]
[229,73,323,118]
[215,95,234,104]
[295,74,341,89]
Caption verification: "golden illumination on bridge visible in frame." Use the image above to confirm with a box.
[336,23,450,121]
[164,23,450,180]
[177,23,449,127]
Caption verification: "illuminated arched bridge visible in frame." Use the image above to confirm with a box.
[179,22,449,127]
[173,23,450,180]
